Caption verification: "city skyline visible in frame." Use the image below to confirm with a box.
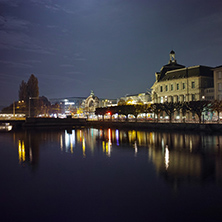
[1,0,222,106]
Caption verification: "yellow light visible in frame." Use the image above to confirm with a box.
[18,140,22,163]
[82,137,86,157]
[22,140,25,162]
[18,140,25,163]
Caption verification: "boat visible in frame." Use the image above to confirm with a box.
[0,123,13,132]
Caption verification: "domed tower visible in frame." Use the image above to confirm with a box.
[169,50,176,63]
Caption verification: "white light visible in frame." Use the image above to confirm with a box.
[165,145,169,170]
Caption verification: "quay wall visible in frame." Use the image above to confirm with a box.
[86,120,222,132]
[1,118,222,132]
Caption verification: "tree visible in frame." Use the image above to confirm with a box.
[27,74,39,117]
[162,102,176,123]
[210,100,222,123]
[18,74,39,116]
[38,96,51,116]
[19,80,27,101]
[187,101,210,123]
[27,74,39,100]
[131,105,145,121]
[178,102,189,122]
[150,103,163,122]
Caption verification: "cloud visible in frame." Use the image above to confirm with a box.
[0,60,32,68]
[30,0,74,14]
[0,15,30,30]
[60,64,75,68]
[0,15,53,54]
[0,30,54,54]
[0,0,21,7]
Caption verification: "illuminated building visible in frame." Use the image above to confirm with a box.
[213,65,222,100]
[151,50,213,103]
[118,92,152,105]
[49,91,117,116]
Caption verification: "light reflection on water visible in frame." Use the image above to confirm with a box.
[1,128,222,221]
[12,128,222,185]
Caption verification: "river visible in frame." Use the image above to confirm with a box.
[1,128,222,221]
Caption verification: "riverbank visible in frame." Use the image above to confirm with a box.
[1,118,222,132]
[87,120,222,132]
[23,118,222,132]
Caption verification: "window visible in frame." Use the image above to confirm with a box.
[218,71,222,79]
[182,83,185,89]
[165,85,168,91]
[175,95,178,102]
[180,95,184,102]
[176,83,179,90]
[160,86,163,92]
[191,81,195,88]
[192,94,195,101]
[171,84,173,91]
[218,83,222,91]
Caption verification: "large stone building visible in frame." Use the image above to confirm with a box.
[151,51,214,103]
[214,66,222,100]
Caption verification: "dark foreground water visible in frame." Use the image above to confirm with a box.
[1,128,222,222]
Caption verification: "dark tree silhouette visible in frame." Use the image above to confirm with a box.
[150,103,164,122]
[187,101,210,123]
[162,102,176,123]
[210,100,222,123]
[27,74,39,100]
[18,80,27,101]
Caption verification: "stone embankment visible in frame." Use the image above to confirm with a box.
[1,118,222,132]
[22,118,222,132]
[87,120,222,132]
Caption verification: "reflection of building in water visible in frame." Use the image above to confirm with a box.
[12,129,222,185]
[14,132,40,169]
[147,132,222,189]
[18,140,26,163]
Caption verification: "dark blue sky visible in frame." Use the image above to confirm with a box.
[0,0,222,106]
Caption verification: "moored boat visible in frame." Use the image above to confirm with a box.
[0,123,13,132]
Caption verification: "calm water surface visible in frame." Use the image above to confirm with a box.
[1,128,222,221]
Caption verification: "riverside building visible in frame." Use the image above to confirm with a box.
[214,66,222,100]
[151,51,214,103]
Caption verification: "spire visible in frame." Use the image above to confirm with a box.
[169,50,176,63]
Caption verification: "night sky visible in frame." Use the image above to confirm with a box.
[0,0,222,106]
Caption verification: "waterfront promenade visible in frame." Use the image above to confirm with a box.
[1,117,222,132]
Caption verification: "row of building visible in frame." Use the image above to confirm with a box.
[50,51,222,116]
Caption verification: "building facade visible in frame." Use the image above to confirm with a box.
[118,92,151,105]
[214,66,222,100]
[151,51,214,103]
